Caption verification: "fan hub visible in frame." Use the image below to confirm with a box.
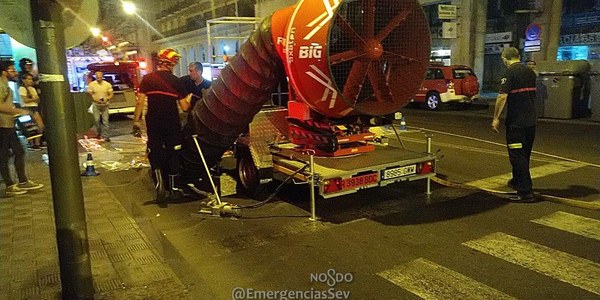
[365,40,384,60]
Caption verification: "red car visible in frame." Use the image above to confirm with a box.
[413,64,480,110]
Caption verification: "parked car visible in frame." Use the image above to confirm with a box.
[412,64,480,110]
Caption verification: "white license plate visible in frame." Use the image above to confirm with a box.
[382,165,416,180]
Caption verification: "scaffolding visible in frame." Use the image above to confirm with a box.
[206,16,262,64]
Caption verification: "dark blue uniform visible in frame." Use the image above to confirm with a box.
[499,63,537,198]
[139,70,186,186]
[180,75,211,109]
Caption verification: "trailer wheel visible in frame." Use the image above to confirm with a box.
[236,149,267,198]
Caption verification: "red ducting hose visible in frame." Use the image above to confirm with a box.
[181,16,286,172]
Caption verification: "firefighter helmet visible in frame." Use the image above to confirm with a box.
[156,48,181,65]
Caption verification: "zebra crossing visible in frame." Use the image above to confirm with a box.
[377,211,600,299]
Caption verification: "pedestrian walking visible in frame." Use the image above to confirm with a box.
[491,47,537,203]
[87,71,113,141]
[0,60,44,196]
[134,49,192,202]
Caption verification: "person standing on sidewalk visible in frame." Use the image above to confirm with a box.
[491,47,537,203]
[0,60,44,196]
[19,72,45,150]
[87,71,113,142]
[135,49,191,202]
[18,58,41,95]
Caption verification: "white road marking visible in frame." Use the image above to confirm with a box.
[377,258,516,300]
[463,232,600,295]
[464,160,585,190]
[532,211,600,241]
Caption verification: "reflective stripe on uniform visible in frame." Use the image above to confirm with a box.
[174,144,182,150]
[146,91,180,98]
[508,143,523,149]
[509,87,536,94]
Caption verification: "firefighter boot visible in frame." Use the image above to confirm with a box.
[168,174,184,200]
[154,169,168,203]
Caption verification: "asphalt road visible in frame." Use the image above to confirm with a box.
[104,109,600,300]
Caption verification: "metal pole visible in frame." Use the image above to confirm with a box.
[30,1,94,299]
[207,20,212,65]
[192,135,222,204]
[309,154,317,221]
[545,0,563,61]
[426,134,432,196]
[472,0,488,81]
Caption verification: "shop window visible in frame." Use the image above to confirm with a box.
[557,46,589,61]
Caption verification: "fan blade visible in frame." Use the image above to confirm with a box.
[330,50,365,65]
[343,59,370,102]
[363,0,376,39]
[368,62,393,102]
[376,10,411,42]
[383,51,420,65]
[334,15,365,46]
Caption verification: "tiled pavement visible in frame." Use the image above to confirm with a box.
[0,146,189,299]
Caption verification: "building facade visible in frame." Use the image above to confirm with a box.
[140,0,594,89]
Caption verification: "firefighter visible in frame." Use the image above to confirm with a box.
[135,49,192,202]
[492,47,537,203]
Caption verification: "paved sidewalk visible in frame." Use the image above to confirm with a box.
[0,140,189,299]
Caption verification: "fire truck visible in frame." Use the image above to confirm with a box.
[86,61,144,114]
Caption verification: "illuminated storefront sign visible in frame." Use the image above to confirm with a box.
[559,32,600,45]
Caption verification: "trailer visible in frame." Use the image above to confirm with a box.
[233,107,435,216]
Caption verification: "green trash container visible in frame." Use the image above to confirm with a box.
[590,62,600,122]
[536,60,591,119]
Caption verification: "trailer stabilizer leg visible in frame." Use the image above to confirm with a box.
[187,183,242,218]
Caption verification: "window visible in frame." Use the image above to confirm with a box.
[453,68,473,79]
[426,68,445,80]
[103,73,133,91]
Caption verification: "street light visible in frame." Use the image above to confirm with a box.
[90,27,101,37]
[122,1,137,15]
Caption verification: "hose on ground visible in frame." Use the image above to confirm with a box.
[430,176,600,211]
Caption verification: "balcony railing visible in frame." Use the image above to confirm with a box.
[152,18,206,41]
[155,0,202,20]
